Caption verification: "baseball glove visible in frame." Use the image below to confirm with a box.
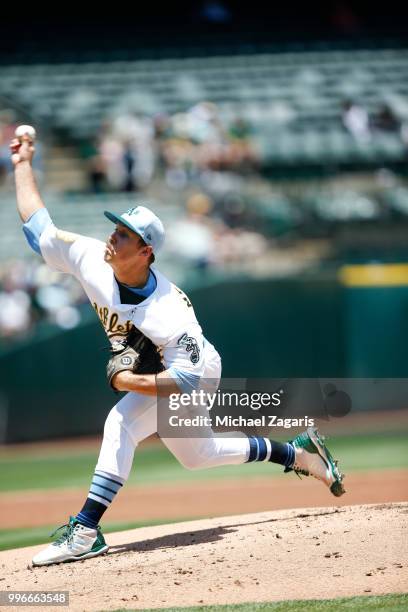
[107,326,164,390]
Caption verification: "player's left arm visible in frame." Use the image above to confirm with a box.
[112,326,205,396]
[112,370,182,396]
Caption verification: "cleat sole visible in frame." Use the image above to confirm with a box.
[32,545,109,567]
[307,427,346,497]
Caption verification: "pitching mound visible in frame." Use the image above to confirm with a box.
[1,503,407,611]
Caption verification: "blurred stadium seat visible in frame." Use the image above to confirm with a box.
[1,47,407,166]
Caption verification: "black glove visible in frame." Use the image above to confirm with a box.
[106,326,164,390]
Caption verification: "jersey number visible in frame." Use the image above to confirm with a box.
[175,286,192,308]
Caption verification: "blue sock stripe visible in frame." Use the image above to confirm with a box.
[88,492,110,507]
[247,436,258,462]
[88,490,112,504]
[285,443,295,468]
[254,438,259,461]
[90,483,116,502]
[247,436,276,463]
[257,438,268,461]
[91,481,118,496]
[94,471,123,488]
[76,512,98,529]
[92,475,122,493]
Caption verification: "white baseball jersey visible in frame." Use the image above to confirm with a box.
[39,224,220,378]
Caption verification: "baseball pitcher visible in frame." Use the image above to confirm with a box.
[10,133,345,567]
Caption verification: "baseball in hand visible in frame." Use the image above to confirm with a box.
[15,125,36,142]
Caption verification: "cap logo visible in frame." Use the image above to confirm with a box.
[126,207,138,215]
[146,233,152,240]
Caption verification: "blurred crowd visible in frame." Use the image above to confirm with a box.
[341,99,408,144]
[2,98,407,194]
[81,102,260,193]
[166,191,268,270]
[80,98,408,195]
[0,259,87,341]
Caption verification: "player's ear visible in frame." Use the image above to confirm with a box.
[141,245,153,259]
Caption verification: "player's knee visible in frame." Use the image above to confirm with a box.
[104,406,121,431]
[104,398,135,430]
[103,405,132,442]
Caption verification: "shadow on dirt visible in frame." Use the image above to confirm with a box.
[109,508,345,555]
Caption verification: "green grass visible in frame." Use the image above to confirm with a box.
[327,432,408,473]
[0,517,189,552]
[0,432,407,493]
[110,593,408,611]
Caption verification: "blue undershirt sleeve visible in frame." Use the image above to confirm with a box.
[22,208,53,255]
[167,367,201,394]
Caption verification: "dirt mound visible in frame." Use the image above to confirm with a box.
[1,503,407,611]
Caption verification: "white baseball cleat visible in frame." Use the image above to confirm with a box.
[286,427,346,497]
[32,517,109,566]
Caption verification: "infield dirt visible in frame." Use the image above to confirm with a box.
[1,503,407,611]
[1,469,408,529]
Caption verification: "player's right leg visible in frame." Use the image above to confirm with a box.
[32,392,157,566]
[161,353,344,496]
[162,412,345,497]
